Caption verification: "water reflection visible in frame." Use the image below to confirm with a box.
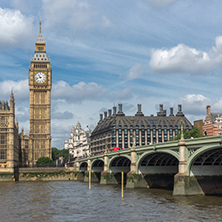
[0,181,222,222]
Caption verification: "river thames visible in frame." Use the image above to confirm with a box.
[0,181,222,222]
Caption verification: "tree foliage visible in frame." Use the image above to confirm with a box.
[52,147,71,161]
[174,127,204,140]
[36,157,55,167]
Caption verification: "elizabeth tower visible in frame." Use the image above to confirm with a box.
[29,18,52,165]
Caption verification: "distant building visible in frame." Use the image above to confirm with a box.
[90,104,193,155]
[194,120,203,134]
[0,91,20,172]
[203,105,222,136]
[64,122,91,158]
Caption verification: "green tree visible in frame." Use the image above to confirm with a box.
[52,147,60,161]
[52,147,71,161]
[174,127,204,140]
[36,157,55,167]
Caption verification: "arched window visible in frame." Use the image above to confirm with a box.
[1,117,5,126]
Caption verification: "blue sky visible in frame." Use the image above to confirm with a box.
[1,0,222,148]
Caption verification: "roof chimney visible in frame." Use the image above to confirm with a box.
[206,105,211,115]
[176,104,184,117]
[108,109,112,117]
[135,104,144,116]
[169,107,174,116]
[157,104,166,116]
[117,104,125,116]
[104,111,107,118]
[113,106,116,115]
[100,114,103,121]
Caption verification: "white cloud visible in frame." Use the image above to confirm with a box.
[0,79,28,101]
[177,94,211,116]
[51,123,71,148]
[52,111,74,120]
[42,0,112,33]
[143,0,177,8]
[110,88,133,101]
[0,8,34,48]
[52,81,107,102]
[149,36,222,74]
[126,63,143,80]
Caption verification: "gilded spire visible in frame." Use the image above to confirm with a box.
[36,17,45,43]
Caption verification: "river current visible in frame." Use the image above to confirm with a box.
[0,181,222,222]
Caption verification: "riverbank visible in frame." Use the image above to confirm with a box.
[0,167,78,182]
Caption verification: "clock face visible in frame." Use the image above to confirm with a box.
[35,72,46,83]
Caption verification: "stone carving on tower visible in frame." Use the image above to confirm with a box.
[28,18,52,166]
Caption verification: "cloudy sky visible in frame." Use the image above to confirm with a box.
[1,0,222,148]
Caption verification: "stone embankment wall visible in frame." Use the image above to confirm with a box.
[0,167,79,182]
[19,167,78,181]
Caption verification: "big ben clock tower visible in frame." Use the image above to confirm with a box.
[29,18,52,165]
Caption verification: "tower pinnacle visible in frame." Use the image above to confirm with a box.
[36,17,45,43]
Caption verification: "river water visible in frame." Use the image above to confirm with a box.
[0,181,222,222]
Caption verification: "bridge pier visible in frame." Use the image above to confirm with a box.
[100,172,120,185]
[76,172,85,181]
[126,147,148,188]
[84,171,101,182]
[126,172,148,188]
[173,139,204,195]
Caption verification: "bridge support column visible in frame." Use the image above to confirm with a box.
[76,172,85,181]
[173,139,204,195]
[126,147,148,188]
[100,151,120,184]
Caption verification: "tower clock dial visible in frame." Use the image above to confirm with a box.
[35,72,46,83]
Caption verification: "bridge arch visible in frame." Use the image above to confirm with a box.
[137,150,179,174]
[188,144,222,176]
[108,155,131,173]
[91,159,104,172]
[79,161,87,172]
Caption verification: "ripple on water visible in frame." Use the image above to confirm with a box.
[0,181,222,222]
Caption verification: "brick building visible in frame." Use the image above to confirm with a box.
[203,105,222,136]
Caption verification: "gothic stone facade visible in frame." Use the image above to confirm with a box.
[20,19,52,167]
[90,104,193,155]
[65,122,91,158]
[0,92,20,172]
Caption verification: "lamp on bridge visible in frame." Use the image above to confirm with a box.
[180,121,184,140]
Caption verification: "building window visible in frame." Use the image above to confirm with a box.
[164,129,168,142]
[124,129,128,148]
[0,149,6,159]
[158,128,162,143]
[41,93,45,104]
[141,129,145,145]
[35,140,39,149]
[153,129,156,144]
[0,134,7,144]
[130,128,133,147]
[169,129,173,140]
[136,128,139,146]
[1,117,5,126]
[25,141,28,149]
[25,153,28,161]
[35,93,39,103]
[147,129,151,144]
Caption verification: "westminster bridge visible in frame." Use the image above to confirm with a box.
[76,136,222,195]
